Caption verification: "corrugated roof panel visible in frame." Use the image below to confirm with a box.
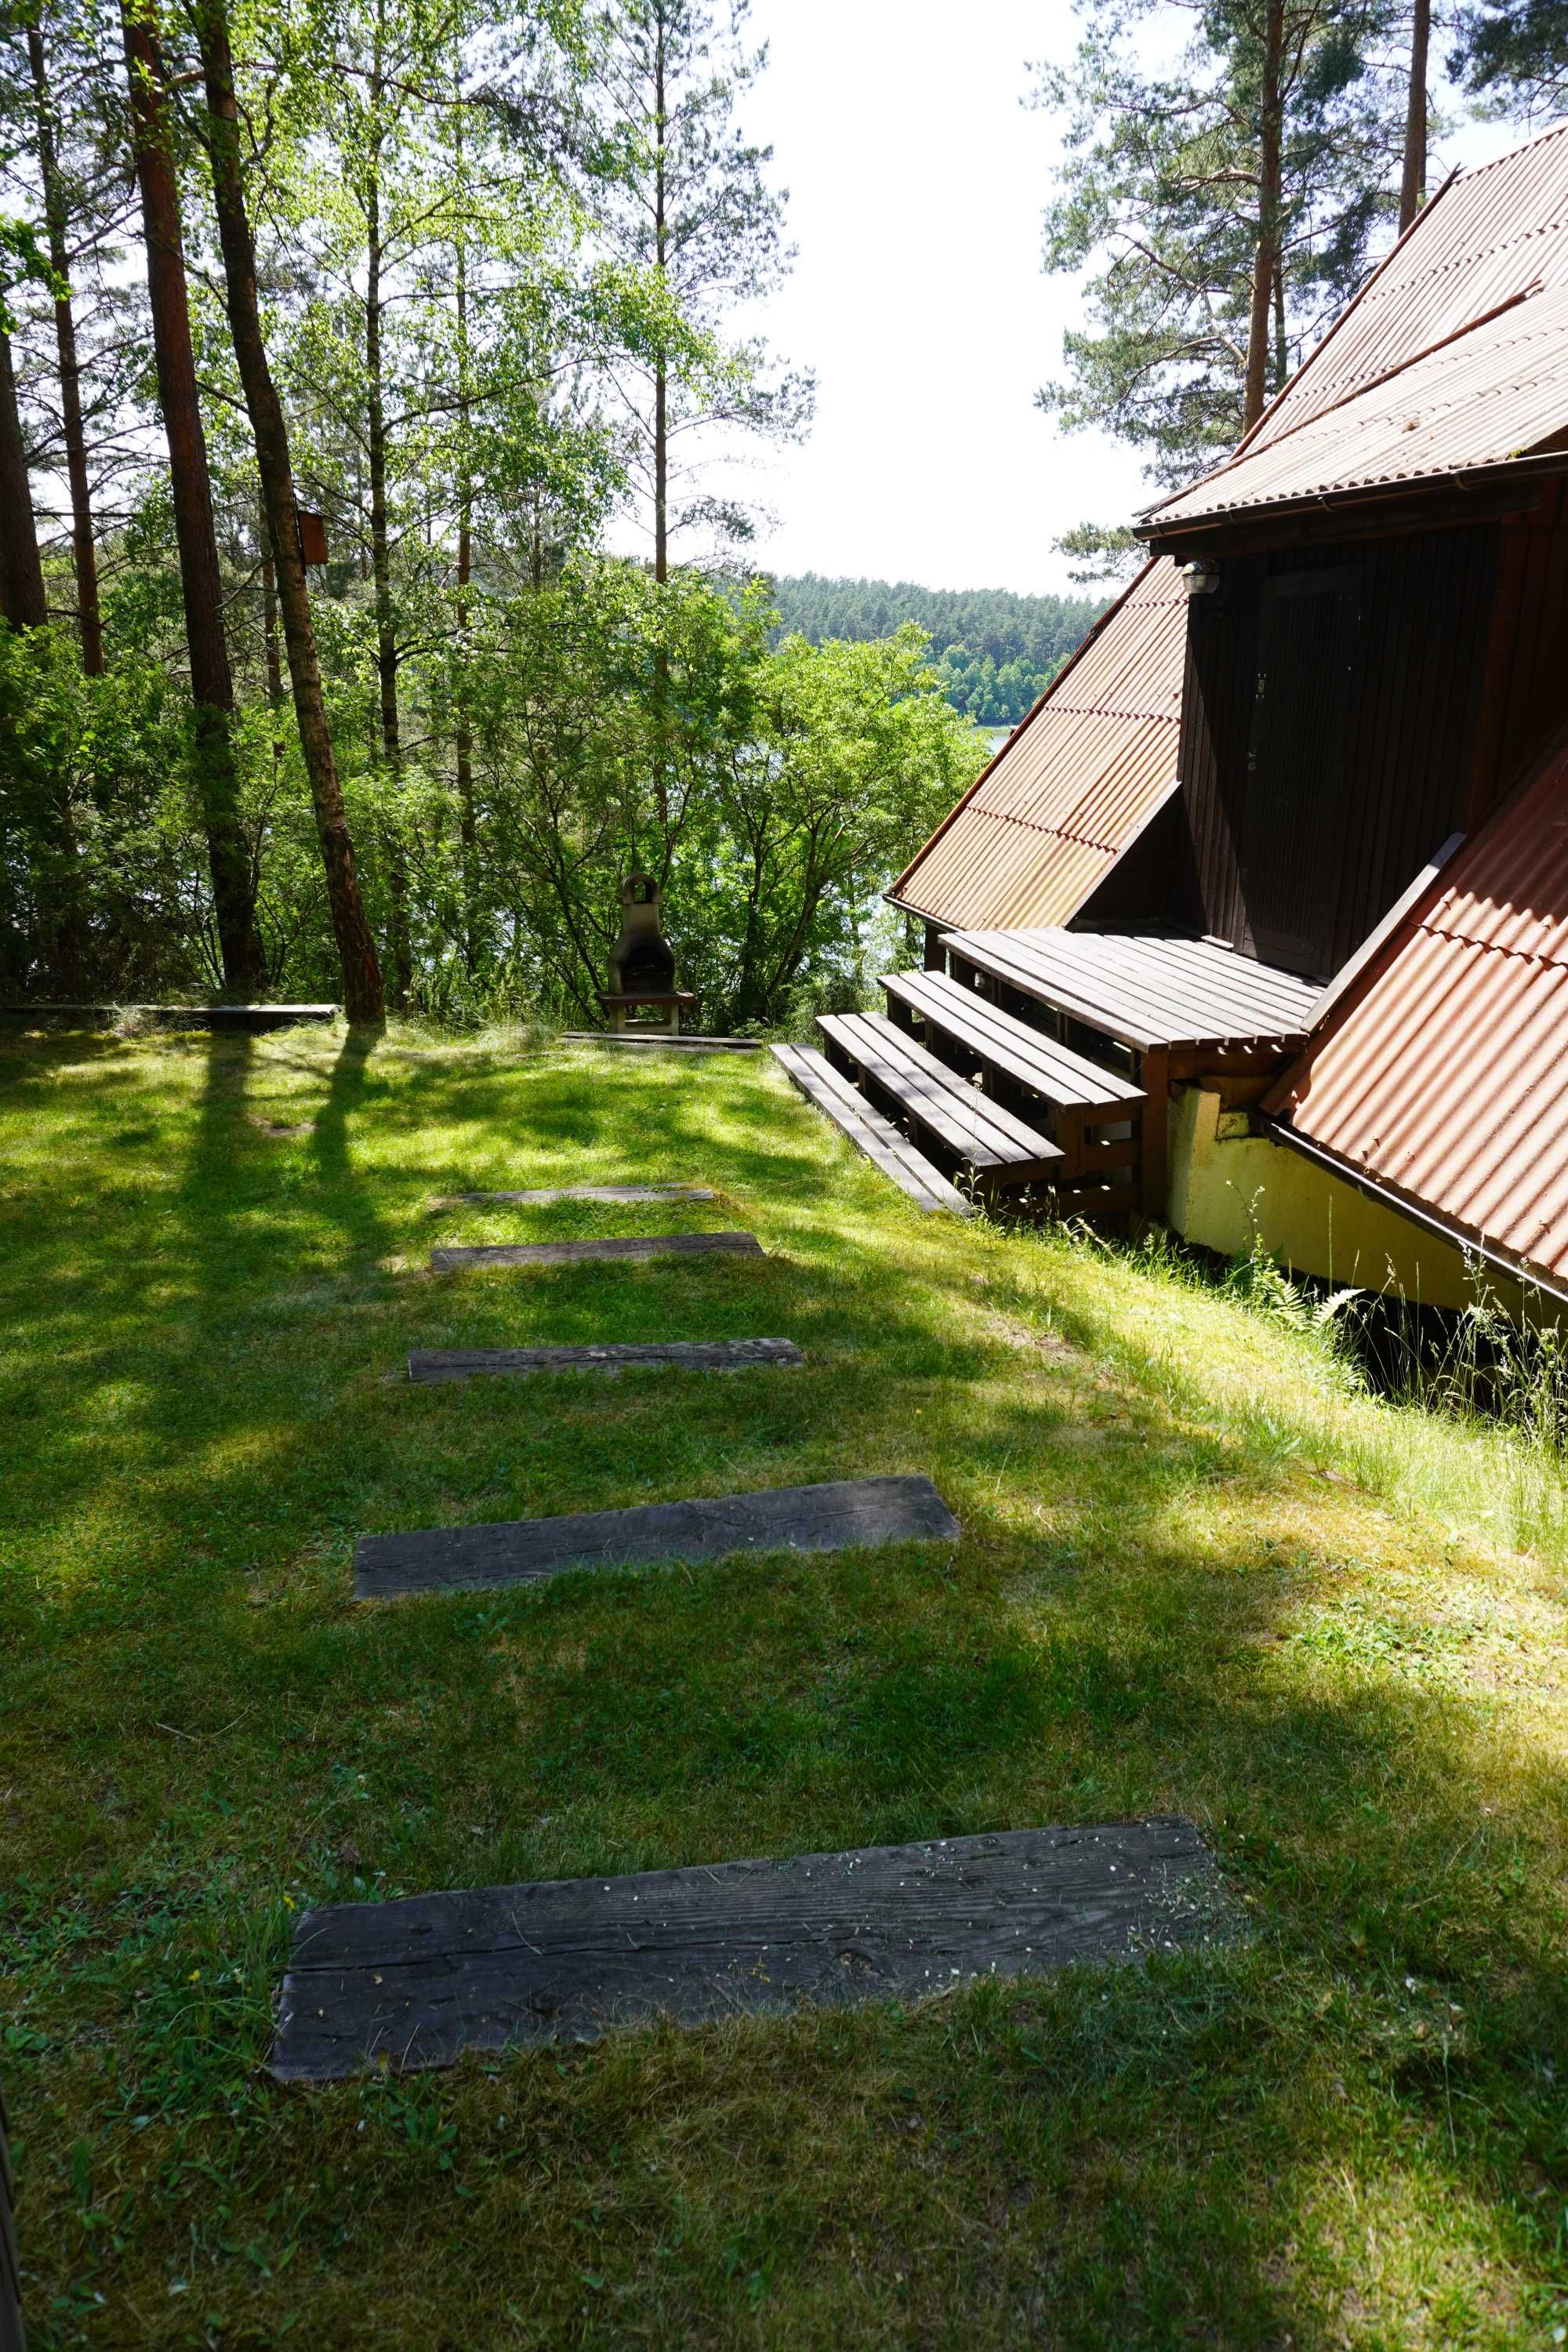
[1276,740,1568,1285]
[893,559,1186,930]
[1149,281,1568,528]
[1251,122,1568,450]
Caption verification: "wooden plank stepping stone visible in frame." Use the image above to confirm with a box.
[409,1337,804,1385]
[270,1817,1225,2080]
[430,1184,716,1209]
[355,1473,958,1599]
[430,1231,762,1272]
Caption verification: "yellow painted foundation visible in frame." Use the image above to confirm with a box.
[1164,1084,1534,1316]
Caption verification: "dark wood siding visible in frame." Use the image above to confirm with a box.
[1468,478,1568,826]
[1176,522,1501,978]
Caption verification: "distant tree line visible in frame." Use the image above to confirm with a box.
[768,574,1105,728]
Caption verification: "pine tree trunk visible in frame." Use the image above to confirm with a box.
[1,325,87,987]
[0,328,46,630]
[27,23,103,675]
[1399,0,1430,234]
[651,20,670,831]
[194,0,385,1024]
[454,211,478,978]
[363,85,410,1011]
[1243,0,1284,431]
[122,6,263,997]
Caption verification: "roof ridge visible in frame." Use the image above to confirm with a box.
[1451,115,1568,182]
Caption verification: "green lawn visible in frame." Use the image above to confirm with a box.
[2,1022,1566,2349]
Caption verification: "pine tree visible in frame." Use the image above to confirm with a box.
[593,0,811,576]
[1032,0,1411,483]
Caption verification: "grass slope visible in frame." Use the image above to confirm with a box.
[2,1025,1566,2350]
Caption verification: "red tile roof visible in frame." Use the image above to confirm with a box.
[890,560,1185,931]
[1269,738,1568,1289]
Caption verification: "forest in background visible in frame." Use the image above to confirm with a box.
[768,575,1105,728]
[0,0,979,1033]
[1,0,1562,1025]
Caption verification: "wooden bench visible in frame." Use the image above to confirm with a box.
[771,1043,974,1215]
[815,1012,1062,1196]
[881,967,1145,1207]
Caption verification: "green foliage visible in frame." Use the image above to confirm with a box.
[1055,519,1143,588]
[453,564,980,1028]
[1033,0,1413,483]
[767,573,1105,727]
[1449,0,1568,114]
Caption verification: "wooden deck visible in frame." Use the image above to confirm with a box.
[815,1013,1062,1193]
[880,968,1145,1207]
[771,1044,975,1214]
[939,931,1319,1055]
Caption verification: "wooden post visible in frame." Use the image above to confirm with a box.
[1138,1047,1170,1217]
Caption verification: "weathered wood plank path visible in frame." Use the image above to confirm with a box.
[429,1184,716,1209]
[430,1232,763,1272]
[271,1818,1225,2079]
[355,1474,957,1599]
[408,1338,804,1385]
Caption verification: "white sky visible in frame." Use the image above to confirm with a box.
[691,0,1528,597]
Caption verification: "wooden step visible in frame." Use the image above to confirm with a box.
[815,1013,1061,1190]
[882,969,1144,1115]
[271,1817,1225,2080]
[430,1232,762,1272]
[354,1473,960,1599]
[429,1185,716,1209]
[408,1338,804,1384]
[771,1043,975,1215]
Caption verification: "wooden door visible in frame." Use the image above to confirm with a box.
[1237,568,1360,977]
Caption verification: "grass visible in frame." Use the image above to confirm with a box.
[2,1021,1566,2350]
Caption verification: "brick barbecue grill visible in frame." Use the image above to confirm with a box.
[598,873,696,1034]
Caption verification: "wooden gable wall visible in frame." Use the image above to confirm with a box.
[1174,523,1502,979]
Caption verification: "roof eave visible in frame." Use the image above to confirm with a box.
[1138,448,1568,554]
[1262,1116,1568,1313]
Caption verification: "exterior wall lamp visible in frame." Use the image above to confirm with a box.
[1181,558,1221,599]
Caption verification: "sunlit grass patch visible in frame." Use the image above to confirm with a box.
[2,1025,1566,2347]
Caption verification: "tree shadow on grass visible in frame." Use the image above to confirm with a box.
[7,1032,1567,2343]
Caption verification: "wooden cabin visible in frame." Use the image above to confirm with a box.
[776,124,1568,1312]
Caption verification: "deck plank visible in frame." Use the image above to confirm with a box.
[270,1817,1227,2079]
[881,971,1144,1112]
[355,1472,960,1599]
[941,930,1317,1051]
[408,1338,804,1384]
[430,1232,762,1271]
[771,1044,975,1214]
[816,1013,1061,1176]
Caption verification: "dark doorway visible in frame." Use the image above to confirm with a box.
[1237,568,1361,976]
